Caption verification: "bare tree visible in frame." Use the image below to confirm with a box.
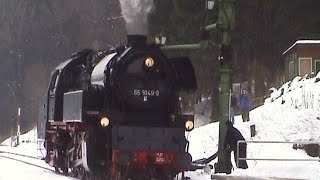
[0,1,35,52]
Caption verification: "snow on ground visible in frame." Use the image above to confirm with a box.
[1,74,320,179]
[188,74,320,179]
[0,127,45,158]
[0,128,75,180]
[0,155,75,180]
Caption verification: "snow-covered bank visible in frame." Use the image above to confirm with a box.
[189,74,320,179]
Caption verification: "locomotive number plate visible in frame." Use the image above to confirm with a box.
[133,89,160,96]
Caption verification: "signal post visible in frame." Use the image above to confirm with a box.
[17,107,21,145]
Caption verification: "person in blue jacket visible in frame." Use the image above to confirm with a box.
[239,89,251,122]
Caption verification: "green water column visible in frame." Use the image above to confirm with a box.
[214,0,236,174]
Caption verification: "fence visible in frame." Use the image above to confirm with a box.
[236,140,320,168]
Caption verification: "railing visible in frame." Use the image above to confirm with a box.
[236,140,320,168]
[234,96,266,115]
[251,96,266,109]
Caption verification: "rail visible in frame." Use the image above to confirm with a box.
[236,140,320,168]
[251,96,266,109]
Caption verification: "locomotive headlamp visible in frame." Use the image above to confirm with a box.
[100,117,110,127]
[185,120,194,131]
[145,57,154,67]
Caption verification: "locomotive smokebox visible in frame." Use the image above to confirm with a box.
[127,35,147,48]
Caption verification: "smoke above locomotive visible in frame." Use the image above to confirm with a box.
[119,0,153,35]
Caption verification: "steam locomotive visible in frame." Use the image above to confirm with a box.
[44,35,197,180]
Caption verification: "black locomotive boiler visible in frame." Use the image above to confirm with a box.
[44,35,197,180]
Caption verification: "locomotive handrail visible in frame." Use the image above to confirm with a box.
[236,140,320,168]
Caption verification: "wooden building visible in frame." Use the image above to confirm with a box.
[283,40,320,81]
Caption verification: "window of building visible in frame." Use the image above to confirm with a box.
[299,58,312,76]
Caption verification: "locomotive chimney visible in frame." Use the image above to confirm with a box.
[127,35,147,48]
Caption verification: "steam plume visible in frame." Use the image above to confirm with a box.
[119,0,153,35]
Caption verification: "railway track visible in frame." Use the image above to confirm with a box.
[211,174,308,180]
[0,150,54,172]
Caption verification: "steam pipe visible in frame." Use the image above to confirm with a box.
[160,23,217,51]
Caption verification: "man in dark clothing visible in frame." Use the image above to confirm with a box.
[224,121,248,169]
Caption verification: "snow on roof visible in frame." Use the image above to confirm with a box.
[283,40,320,55]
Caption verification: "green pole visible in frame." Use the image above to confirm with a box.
[214,46,233,174]
[214,0,235,174]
